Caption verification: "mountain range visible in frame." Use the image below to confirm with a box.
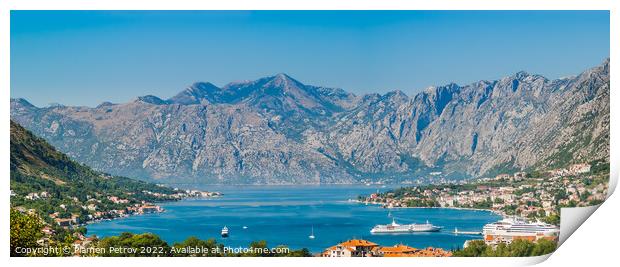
[10,59,610,184]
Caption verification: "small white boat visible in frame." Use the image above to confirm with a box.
[221,226,229,237]
[308,226,315,239]
[242,226,248,229]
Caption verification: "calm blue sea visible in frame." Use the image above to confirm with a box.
[87,185,501,253]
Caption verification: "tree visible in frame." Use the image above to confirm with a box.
[542,214,560,226]
[97,232,171,256]
[10,209,44,257]
[172,236,222,256]
[453,240,487,257]
[246,240,269,256]
[509,239,535,257]
[453,239,557,257]
[285,247,312,257]
[531,239,556,256]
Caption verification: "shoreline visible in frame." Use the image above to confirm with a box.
[157,182,432,187]
[390,206,505,217]
[84,196,220,228]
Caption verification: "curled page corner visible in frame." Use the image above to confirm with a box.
[500,203,607,266]
[607,164,618,197]
[558,205,601,246]
[532,167,615,263]
[520,254,553,266]
[555,164,617,248]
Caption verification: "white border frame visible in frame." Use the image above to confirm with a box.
[1,1,617,267]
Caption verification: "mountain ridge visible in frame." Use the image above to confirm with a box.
[10,59,610,184]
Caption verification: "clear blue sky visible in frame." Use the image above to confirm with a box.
[11,11,609,107]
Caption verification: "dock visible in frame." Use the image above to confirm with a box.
[453,228,482,235]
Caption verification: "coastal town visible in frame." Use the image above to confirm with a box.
[11,187,221,251]
[329,161,610,257]
[13,188,221,226]
[318,162,609,258]
[358,162,609,225]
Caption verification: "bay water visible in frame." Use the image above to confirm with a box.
[88,185,501,253]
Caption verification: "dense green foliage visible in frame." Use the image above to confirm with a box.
[590,160,610,175]
[405,199,440,207]
[171,236,224,257]
[97,233,172,256]
[96,233,312,257]
[542,213,561,225]
[10,208,44,256]
[453,239,556,257]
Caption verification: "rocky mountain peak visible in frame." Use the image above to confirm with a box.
[423,83,461,96]
[263,73,304,91]
[10,98,37,109]
[381,90,409,104]
[272,73,294,82]
[168,82,221,105]
[136,95,168,105]
[581,57,610,79]
[96,101,116,108]
[513,70,530,79]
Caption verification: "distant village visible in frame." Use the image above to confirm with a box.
[360,163,608,224]
[11,188,221,251]
[14,189,221,227]
[331,163,608,257]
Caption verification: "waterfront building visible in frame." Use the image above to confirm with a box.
[374,244,419,257]
[413,247,453,257]
[322,239,378,257]
[513,172,527,181]
[569,163,591,174]
[495,174,511,180]
[482,217,559,245]
[55,218,73,227]
[139,205,162,213]
[322,240,452,257]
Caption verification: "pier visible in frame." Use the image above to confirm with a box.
[453,228,482,235]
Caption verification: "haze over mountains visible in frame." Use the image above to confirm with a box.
[10,59,609,184]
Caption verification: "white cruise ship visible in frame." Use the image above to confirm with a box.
[370,218,442,234]
[482,217,559,244]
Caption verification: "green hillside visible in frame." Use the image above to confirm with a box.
[10,120,183,225]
